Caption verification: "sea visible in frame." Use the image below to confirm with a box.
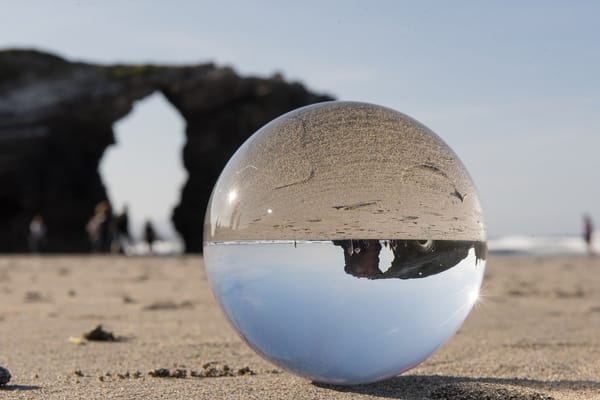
[487,234,599,256]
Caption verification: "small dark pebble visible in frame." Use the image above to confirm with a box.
[148,368,171,378]
[171,369,187,379]
[0,366,11,386]
[148,368,187,378]
[73,370,84,377]
[237,366,256,376]
[429,384,555,400]
[197,362,256,378]
[97,371,143,382]
[84,325,116,342]
[202,362,232,377]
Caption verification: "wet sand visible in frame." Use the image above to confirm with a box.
[0,255,599,399]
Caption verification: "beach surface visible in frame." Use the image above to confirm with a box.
[0,255,599,399]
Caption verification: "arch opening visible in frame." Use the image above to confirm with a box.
[99,91,187,254]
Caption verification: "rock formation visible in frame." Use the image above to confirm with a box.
[0,49,332,252]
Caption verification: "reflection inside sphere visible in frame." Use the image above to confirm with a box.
[332,239,487,280]
[204,240,485,384]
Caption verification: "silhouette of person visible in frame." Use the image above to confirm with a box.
[144,220,158,254]
[86,201,114,253]
[583,214,594,256]
[112,205,131,254]
[28,214,47,253]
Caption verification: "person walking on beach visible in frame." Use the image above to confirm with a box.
[28,214,47,253]
[86,201,114,253]
[583,214,594,256]
[112,205,132,254]
[143,220,158,255]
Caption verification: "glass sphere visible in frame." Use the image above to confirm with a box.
[203,101,486,385]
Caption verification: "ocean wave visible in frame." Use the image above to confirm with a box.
[488,235,598,256]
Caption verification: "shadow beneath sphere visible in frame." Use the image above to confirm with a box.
[314,375,600,399]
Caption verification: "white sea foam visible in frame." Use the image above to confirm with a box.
[126,239,185,255]
[488,234,599,256]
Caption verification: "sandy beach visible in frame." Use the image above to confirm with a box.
[0,255,599,399]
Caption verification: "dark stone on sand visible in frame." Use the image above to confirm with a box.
[201,362,233,377]
[148,368,172,378]
[148,368,187,378]
[193,362,256,378]
[0,366,10,386]
[84,324,116,342]
[0,49,332,253]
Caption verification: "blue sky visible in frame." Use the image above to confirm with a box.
[1,1,599,238]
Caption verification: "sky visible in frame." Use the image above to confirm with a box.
[1,1,599,238]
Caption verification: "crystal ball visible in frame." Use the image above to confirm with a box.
[203,101,486,385]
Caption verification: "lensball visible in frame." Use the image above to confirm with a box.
[203,101,486,385]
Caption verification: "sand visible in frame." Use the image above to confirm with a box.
[0,255,599,399]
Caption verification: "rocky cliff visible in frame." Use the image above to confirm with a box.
[0,49,332,252]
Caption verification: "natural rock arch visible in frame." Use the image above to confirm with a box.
[0,49,332,252]
[100,91,187,244]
